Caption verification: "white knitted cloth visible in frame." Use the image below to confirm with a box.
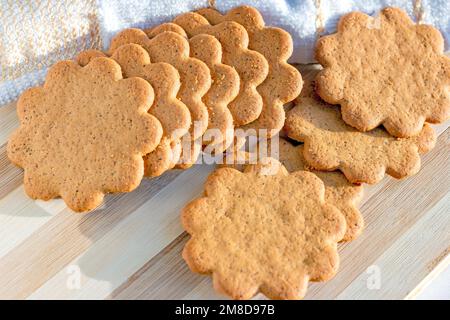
[1,0,449,105]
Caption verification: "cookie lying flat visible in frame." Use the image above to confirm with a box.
[7,58,162,212]
[198,5,303,138]
[182,161,346,299]
[147,25,239,153]
[276,139,363,241]
[173,12,269,127]
[109,30,211,159]
[285,97,436,184]
[315,7,450,137]
[221,138,364,241]
[77,44,191,177]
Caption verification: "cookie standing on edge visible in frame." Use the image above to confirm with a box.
[76,45,192,177]
[173,12,269,127]
[7,58,163,212]
[197,5,303,138]
[285,97,437,184]
[147,24,239,154]
[182,161,346,300]
[315,7,450,137]
[109,29,211,167]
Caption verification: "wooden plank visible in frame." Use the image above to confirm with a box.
[337,194,450,299]
[0,186,56,259]
[0,170,184,299]
[27,165,214,299]
[0,101,18,145]
[0,143,23,201]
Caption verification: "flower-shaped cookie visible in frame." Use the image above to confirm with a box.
[147,24,239,153]
[315,7,450,137]
[198,5,303,138]
[76,45,192,177]
[221,138,364,241]
[275,139,364,241]
[173,12,269,127]
[285,97,436,184]
[182,164,346,300]
[7,58,162,212]
[109,28,211,142]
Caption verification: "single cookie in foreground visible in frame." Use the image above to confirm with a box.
[275,139,364,241]
[285,97,436,184]
[182,161,346,300]
[7,58,162,212]
[315,7,450,137]
[222,138,364,242]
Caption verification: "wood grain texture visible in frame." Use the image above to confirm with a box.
[0,65,448,300]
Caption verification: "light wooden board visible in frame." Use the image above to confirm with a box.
[0,66,448,300]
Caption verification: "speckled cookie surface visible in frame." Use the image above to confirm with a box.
[315,7,450,137]
[198,5,303,138]
[109,29,211,146]
[76,44,191,177]
[182,162,346,300]
[190,34,238,153]
[7,58,162,212]
[221,138,364,241]
[285,97,436,184]
[276,139,364,241]
[147,25,239,153]
[173,12,269,127]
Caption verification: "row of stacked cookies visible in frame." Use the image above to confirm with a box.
[76,5,302,175]
[180,7,449,299]
[7,6,302,212]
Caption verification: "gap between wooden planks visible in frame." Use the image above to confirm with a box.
[0,65,448,299]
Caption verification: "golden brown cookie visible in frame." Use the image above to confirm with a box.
[176,137,203,169]
[315,7,450,137]
[147,25,239,153]
[182,162,346,299]
[222,138,364,241]
[172,12,269,126]
[197,5,303,138]
[109,29,211,151]
[112,44,191,176]
[276,139,363,241]
[76,44,192,177]
[7,58,162,212]
[285,97,437,184]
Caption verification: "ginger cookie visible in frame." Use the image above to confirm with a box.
[315,7,450,137]
[172,12,269,126]
[275,139,363,241]
[76,44,192,177]
[182,161,346,299]
[285,97,437,184]
[109,29,211,152]
[197,5,303,138]
[147,25,239,153]
[221,138,364,241]
[7,58,163,212]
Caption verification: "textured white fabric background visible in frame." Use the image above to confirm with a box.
[0,0,449,105]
